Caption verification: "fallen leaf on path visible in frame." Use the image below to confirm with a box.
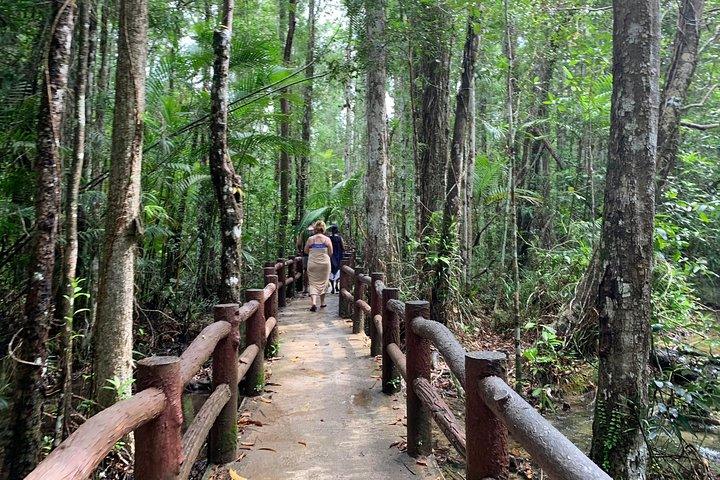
[298,441,307,447]
[416,459,427,466]
[258,397,272,404]
[240,441,255,446]
[228,469,247,480]
[259,447,277,452]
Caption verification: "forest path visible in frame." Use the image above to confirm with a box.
[214,294,441,480]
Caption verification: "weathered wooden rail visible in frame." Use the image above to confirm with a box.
[338,254,611,480]
[27,256,304,480]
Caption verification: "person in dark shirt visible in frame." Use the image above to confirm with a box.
[328,224,345,293]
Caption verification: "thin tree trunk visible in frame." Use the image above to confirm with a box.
[84,0,111,349]
[295,0,315,225]
[589,0,660,477]
[501,0,522,392]
[209,0,243,304]
[277,0,296,256]
[92,0,148,408]
[364,0,392,276]
[461,75,476,280]
[3,1,75,476]
[342,19,354,234]
[56,0,91,444]
[656,0,705,194]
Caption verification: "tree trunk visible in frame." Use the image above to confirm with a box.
[413,3,451,237]
[57,0,91,444]
[295,0,315,225]
[561,0,703,346]
[589,1,660,478]
[277,0,296,256]
[363,0,392,276]
[342,18,354,234]
[502,0,522,392]
[435,15,479,324]
[92,0,148,408]
[656,0,705,195]
[209,0,243,304]
[2,1,75,476]
[460,75,476,279]
[411,1,451,318]
[84,0,111,350]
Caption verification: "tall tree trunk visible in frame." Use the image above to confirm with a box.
[560,0,703,345]
[209,0,243,304]
[342,18,354,234]
[656,0,705,194]
[460,75,476,279]
[84,0,111,350]
[295,0,315,225]
[411,0,451,317]
[502,0,522,392]
[92,0,148,408]
[363,0,392,275]
[57,0,91,443]
[277,0,296,256]
[2,1,75,476]
[413,3,451,237]
[435,15,479,324]
[589,0,660,477]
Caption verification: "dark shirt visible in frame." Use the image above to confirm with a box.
[329,234,344,274]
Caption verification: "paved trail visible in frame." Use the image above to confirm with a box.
[217,294,440,480]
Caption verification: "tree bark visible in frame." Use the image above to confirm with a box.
[295,0,315,225]
[411,0,452,318]
[435,15,479,324]
[208,0,243,304]
[589,1,660,478]
[92,0,148,408]
[3,1,75,477]
[363,0,392,276]
[57,0,91,443]
[277,0,296,256]
[656,0,705,195]
[413,2,451,236]
[342,18,354,234]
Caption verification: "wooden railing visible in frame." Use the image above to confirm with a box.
[27,256,304,480]
[338,254,611,480]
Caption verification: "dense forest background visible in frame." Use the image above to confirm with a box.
[0,0,719,478]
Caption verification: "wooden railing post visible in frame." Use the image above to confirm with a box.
[209,304,240,464]
[276,258,287,308]
[286,257,295,298]
[241,289,266,396]
[135,356,183,480]
[263,268,279,357]
[339,257,351,317]
[465,351,509,479]
[352,267,366,334]
[369,272,385,357]
[295,257,303,292]
[381,287,401,394]
[405,300,432,457]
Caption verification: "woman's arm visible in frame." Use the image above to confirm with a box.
[326,237,333,256]
[304,237,311,254]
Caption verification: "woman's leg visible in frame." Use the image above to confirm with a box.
[320,293,326,307]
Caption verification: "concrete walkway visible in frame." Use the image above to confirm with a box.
[217,294,441,480]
